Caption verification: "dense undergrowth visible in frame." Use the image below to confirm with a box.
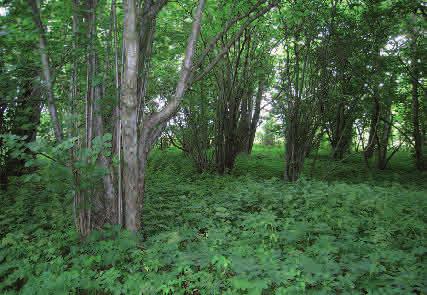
[1,146,426,294]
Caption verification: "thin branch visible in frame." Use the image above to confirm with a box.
[146,0,206,128]
[190,1,277,84]
[380,117,415,148]
[145,0,169,18]
[193,0,268,70]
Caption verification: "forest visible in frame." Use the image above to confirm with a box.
[0,0,426,293]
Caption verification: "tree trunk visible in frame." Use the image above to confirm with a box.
[91,30,118,227]
[411,36,424,170]
[28,0,63,142]
[365,93,380,160]
[247,80,264,154]
[377,102,392,170]
[285,114,307,182]
[0,102,6,190]
[121,0,140,232]
[216,94,226,174]
[330,102,353,160]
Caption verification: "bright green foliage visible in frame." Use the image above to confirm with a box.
[1,147,426,294]
[234,146,427,188]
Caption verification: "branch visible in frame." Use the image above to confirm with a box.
[193,0,268,70]
[385,141,403,167]
[146,0,168,18]
[166,131,188,153]
[190,1,277,84]
[396,55,426,92]
[379,117,415,148]
[36,152,61,164]
[146,0,206,128]
[147,121,167,152]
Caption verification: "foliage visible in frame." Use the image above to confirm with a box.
[1,147,426,294]
[0,0,426,293]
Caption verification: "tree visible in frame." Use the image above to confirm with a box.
[274,0,328,181]
[213,29,272,173]
[22,0,278,235]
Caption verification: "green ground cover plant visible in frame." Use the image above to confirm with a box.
[1,147,426,294]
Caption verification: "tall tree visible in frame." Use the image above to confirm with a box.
[28,0,63,142]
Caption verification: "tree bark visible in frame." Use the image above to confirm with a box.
[247,80,264,153]
[330,102,353,160]
[376,100,392,170]
[364,93,380,160]
[411,35,424,170]
[112,0,123,226]
[121,0,140,232]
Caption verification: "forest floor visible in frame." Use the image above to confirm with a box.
[1,146,426,294]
